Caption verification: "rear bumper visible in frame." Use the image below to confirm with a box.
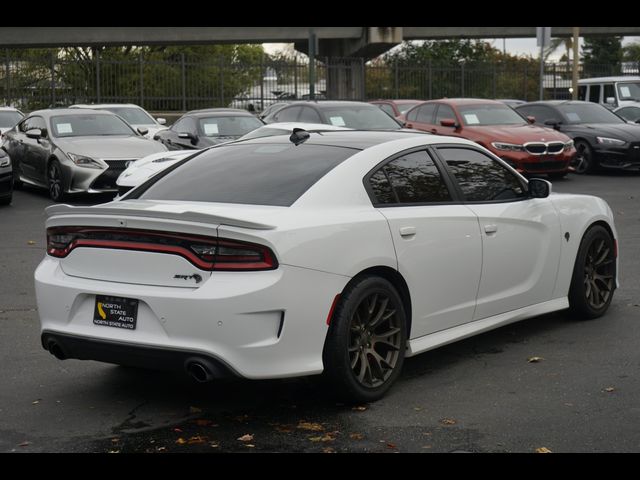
[41,330,236,377]
[35,257,349,379]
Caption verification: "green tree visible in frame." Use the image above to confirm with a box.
[582,36,623,76]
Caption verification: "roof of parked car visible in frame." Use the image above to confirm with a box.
[424,98,506,106]
[185,108,256,116]
[70,103,145,109]
[29,108,116,117]
[578,76,640,83]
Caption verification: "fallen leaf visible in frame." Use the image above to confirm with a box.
[440,418,457,426]
[209,443,219,448]
[108,449,120,454]
[413,407,423,411]
[237,434,254,442]
[308,433,336,442]
[536,447,552,453]
[31,400,40,405]
[322,447,336,453]
[189,406,202,414]
[604,387,615,392]
[387,442,397,449]
[111,438,120,443]
[173,428,183,433]
[352,405,368,412]
[18,441,30,447]
[175,438,186,445]
[245,444,255,448]
[27,240,36,245]
[297,421,324,432]
[156,447,167,452]
[187,435,207,445]
[422,445,432,449]
[349,433,364,440]
[528,356,544,363]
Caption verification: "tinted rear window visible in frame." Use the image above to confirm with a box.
[135,142,357,206]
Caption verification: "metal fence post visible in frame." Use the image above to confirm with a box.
[4,49,9,106]
[552,63,557,100]
[360,57,366,101]
[523,63,528,101]
[394,59,399,99]
[50,51,56,106]
[96,49,101,102]
[492,62,497,98]
[461,62,465,97]
[219,55,224,107]
[294,58,298,98]
[181,53,186,111]
[139,52,144,107]
[260,56,264,111]
[428,59,432,99]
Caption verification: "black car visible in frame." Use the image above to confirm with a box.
[154,108,264,150]
[515,101,640,174]
[0,149,12,205]
[261,101,404,130]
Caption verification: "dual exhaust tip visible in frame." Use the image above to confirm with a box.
[46,339,222,383]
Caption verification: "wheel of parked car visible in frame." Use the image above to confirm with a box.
[322,275,407,402]
[568,225,616,319]
[573,140,596,174]
[47,159,65,202]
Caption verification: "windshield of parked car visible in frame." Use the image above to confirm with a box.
[557,103,625,124]
[238,127,291,140]
[198,116,263,137]
[133,142,357,206]
[458,104,527,126]
[102,107,156,125]
[321,105,402,129]
[617,82,640,101]
[50,114,137,137]
[0,111,24,128]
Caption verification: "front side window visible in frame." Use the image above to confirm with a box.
[368,150,451,205]
[438,147,527,202]
[435,104,457,125]
[416,104,437,124]
[603,84,616,104]
[616,82,640,101]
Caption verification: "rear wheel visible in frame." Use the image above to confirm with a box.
[47,159,66,202]
[573,140,597,174]
[322,275,407,403]
[568,225,616,319]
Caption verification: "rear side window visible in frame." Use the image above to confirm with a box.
[368,150,452,205]
[135,143,357,206]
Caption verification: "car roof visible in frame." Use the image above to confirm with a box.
[28,108,116,117]
[281,101,381,108]
[70,103,145,109]
[371,99,422,104]
[578,76,640,83]
[426,98,506,106]
[254,122,350,131]
[185,108,255,117]
[516,100,592,107]
[235,129,451,150]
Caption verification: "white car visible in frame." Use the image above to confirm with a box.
[115,123,351,196]
[70,103,168,139]
[0,107,24,135]
[36,131,618,402]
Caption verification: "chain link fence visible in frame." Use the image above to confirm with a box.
[1,50,638,113]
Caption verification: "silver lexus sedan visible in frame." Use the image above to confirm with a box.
[2,109,167,201]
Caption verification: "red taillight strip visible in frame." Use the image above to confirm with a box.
[326,294,341,326]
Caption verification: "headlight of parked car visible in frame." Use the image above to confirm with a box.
[563,140,574,151]
[67,153,103,169]
[596,137,626,146]
[491,142,525,152]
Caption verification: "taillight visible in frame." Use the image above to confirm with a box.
[46,227,278,271]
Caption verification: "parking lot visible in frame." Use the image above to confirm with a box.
[1,171,639,453]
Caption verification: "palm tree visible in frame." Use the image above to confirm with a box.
[544,38,573,73]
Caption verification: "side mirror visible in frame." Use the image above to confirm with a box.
[156,117,167,125]
[605,97,616,105]
[440,118,458,128]
[26,128,43,139]
[137,127,149,136]
[178,132,197,144]
[528,178,551,198]
[527,116,536,124]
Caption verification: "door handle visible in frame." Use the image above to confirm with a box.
[399,226,416,237]
[484,224,498,234]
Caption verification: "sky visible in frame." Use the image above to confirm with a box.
[263,37,640,61]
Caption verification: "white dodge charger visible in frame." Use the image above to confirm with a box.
[35,130,618,402]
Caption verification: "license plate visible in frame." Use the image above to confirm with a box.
[93,295,139,330]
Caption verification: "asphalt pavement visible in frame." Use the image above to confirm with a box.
[1,174,639,453]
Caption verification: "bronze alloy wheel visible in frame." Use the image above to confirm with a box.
[583,236,615,310]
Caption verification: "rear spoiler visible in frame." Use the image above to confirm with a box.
[45,203,276,230]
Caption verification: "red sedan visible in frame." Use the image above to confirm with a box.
[369,99,423,119]
[399,99,576,177]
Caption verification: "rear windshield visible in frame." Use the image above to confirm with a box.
[134,142,358,206]
[321,105,402,129]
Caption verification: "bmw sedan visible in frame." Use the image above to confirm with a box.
[3,109,167,201]
[36,131,617,402]
[516,101,640,174]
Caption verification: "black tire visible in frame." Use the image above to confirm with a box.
[322,275,407,403]
[47,159,66,202]
[573,140,597,175]
[568,225,616,319]
[0,194,11,206]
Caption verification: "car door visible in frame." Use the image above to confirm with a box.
[432,104,461,136]
[3,118,29,180]
[21,115,51,184]
[435,146,562,320]
[367,148,482,338]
